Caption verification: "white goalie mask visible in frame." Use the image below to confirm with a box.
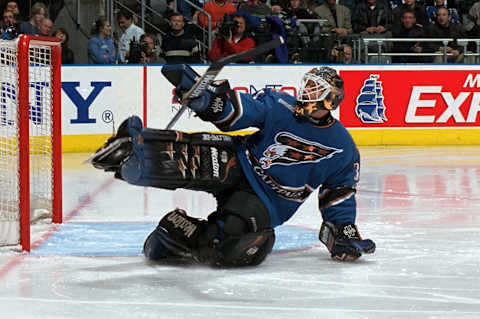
[295,67,344,118]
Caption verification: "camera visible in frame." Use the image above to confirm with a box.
[218,16,239,39]
[128,38,149,64]
[334,44,345,57]
[1,24,18,40]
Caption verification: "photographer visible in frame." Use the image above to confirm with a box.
[329,42,353,63]
[208,14,255,63]
[117,9,145,63]
[128,33,164,64]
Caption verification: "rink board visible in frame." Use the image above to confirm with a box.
[57,64,480,152]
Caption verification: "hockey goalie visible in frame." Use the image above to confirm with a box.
[90,65,376,267]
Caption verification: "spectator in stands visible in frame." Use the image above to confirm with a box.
[426,0,460,24]
[457,0,474,20]
[282,0,317,20]
[117,9,145,63]
[5,1,23,22]
[238,0,273,17]
[88,17,117,64]
[282,0,322,59]
[425,6,467,62]
[329,41,353,63]
[393,0,428,27]
[38,17,52,36]
[28,0,65,22]
[392,8,427,62]
[2,8,16,30]
[54,27,74,64]
[195,0,237,31]
[134,33,165,64]
[464,0,480,36]
[352,0,392,34]
[1,8,19,39]
[270,0,317,13]
[162,12,200,63]
[314,0,353,36]
[270,0,284,14]
[208,13,255,62]
[18,1,46,35]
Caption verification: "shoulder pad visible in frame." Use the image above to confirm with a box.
[254,88,294,101]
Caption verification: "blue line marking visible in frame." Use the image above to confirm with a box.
[31,222,318,257]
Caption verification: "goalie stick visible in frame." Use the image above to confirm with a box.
[165,35,285,129]
[84,36,284,164]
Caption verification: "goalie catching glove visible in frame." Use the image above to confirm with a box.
[319,222,375,261]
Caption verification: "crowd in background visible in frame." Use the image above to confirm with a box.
[1,0,480,64]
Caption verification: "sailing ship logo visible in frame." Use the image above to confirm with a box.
[355,74,388,123]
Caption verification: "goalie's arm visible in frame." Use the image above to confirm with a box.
[317,150,375,261]
[317,183,375,261]
[191,81,273,131]
[168,65,271,131]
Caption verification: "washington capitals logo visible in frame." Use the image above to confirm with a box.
[259,132,343,169]
[355,74,388,123]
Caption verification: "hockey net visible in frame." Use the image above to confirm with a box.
[0,35,62,251]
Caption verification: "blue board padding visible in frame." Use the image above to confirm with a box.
[31,222,318,256]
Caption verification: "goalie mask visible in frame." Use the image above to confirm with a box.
[294,67,344,119]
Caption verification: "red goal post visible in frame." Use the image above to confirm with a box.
[0,34,62,251]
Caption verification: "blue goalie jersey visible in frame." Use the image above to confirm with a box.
[209,89,360,228]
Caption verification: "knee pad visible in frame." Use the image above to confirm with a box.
[206,191,273,267]
[214,228,275,267]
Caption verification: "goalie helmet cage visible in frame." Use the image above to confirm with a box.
[0,35,62,252]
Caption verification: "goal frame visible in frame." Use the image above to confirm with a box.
[17,34,62,251]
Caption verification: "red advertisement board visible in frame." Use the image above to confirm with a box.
[339,70,480,127]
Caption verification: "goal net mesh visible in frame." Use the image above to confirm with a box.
[0,39,54,246]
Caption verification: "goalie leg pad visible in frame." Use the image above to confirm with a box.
[144,215,275,267]
[319,222,375,261]
[120,122,241,192]
[143,208,218,262]
[144,193,275,267]
[143,225,177,260]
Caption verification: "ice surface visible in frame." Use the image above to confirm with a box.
[0,147,479,319]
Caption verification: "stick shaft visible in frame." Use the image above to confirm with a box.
[165,36,284,129]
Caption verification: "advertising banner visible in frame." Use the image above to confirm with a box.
[61,66,143,135]
[340,70,480,127]
[59,65,480,151]
[146,65,314,130]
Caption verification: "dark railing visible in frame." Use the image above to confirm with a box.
[359,37,480,64]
